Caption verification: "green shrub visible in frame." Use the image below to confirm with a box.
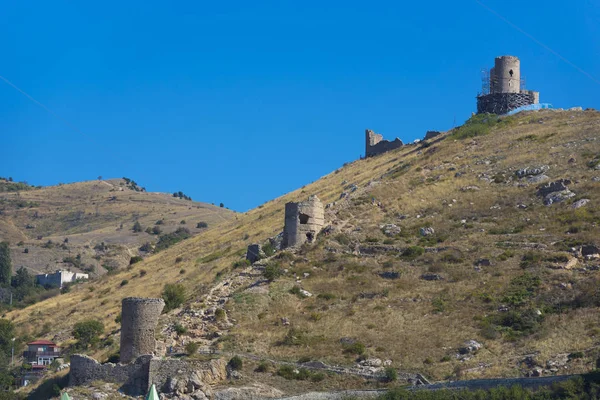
[174,323,187,335]
[129,256,143,265]
[277,365,296,379]
[228,355,243,371]
[255,361,270,372]
[162,283,186,312]
[342,341,366,355]
[382,367,398,382]
[155,228,192,252]
[520,251,542,269]
[317,293,336,300]
[232,259,251,269]
[401,246,425,260]
[450,114,500,140]
[197,221,208,229]
[132,221,143,232]
[185,341,199,356]
[264,263,283,282]
[73,320,104,348]
[262,242,275,257]
[334,234,350,246]
[215,308,226,321]
[120,279,128,287]
[289,286,308,298]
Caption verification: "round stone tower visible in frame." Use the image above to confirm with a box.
[282,195,325,248]
[120,297,165,364]
[493,55,520,93]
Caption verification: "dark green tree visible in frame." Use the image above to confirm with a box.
[132,221,143,233]
[0,242,11,286]
[73,320,104,348]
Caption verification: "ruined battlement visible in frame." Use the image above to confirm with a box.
[365,129,403,158]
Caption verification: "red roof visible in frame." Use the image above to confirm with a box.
[27,340,57,346]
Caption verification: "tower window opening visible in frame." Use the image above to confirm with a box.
[299,213,310,224]
[306,232,314,243]
[509,69,514,77]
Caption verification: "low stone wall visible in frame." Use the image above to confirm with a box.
[69,354,226,396]
[69,354,152,395]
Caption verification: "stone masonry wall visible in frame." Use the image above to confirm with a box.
[282,195,325,248]
[365,129,403,157]
[477,92,536,115]
[120,297,165,363]
[69,355,226,396]
[69,354,152,396]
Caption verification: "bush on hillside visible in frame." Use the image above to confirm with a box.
[132,221,143,233]
[155,228,191,252]
[73,320,104,348]
[162,283,186,312]
[228,355,243,371]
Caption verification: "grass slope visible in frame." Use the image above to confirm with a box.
[7,110,600,389]
[0,178,235,276]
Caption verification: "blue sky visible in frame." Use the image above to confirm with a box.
[2,1,599,211]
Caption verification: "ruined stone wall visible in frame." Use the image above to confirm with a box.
[148,358,226,391]
[69,355,226,396]
[283,195,325,248]
[476,92,536,115]
[365,129,403,157]
[120,297,165,364]
[69,354,152,396]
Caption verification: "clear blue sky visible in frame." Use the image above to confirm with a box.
[2,1,599,211]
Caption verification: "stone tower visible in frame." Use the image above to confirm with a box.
[491,55,521,94]
[477,55,539,115]
[282,195,325,248]
[120,297,165,363]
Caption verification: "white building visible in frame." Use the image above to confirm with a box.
[36,270,89,288]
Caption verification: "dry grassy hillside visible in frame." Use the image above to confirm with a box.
[8,109,600,391]
[0,178,235,276]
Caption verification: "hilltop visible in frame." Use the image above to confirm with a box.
[9,109,600,396]
[0,178,235,280]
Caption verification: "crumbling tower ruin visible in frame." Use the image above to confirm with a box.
[477,55,539,115]
[282,195,325,248]
[120,297,165,364]
[365,129,403,158]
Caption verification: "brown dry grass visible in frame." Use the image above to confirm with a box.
[7,110,600,386]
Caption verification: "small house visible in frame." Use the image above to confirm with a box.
[23,340,61,367]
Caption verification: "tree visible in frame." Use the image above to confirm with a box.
[162,283,186,312]
[219,203,224,208]
[132,221,143,233]
[0,319,16,359]
[73,320,104,348]
[0,242,11,286]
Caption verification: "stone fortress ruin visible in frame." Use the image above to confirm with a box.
[282,195,325,248]
[70,297,226,396]
[365,129,404,158]
[476,55,540,115]
[363,55,545,159]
